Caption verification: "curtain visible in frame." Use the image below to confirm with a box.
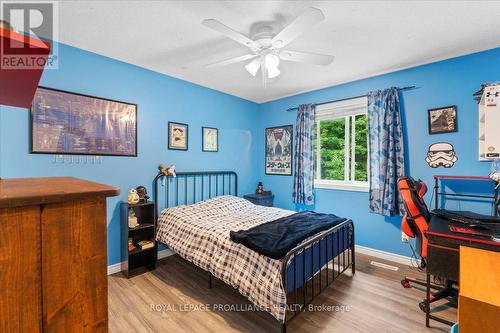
[293,103,316,205]
[367,88,405,216]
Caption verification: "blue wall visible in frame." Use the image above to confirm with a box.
[256,48,500,256]
[1,42,499,263]
[0,43,261,265]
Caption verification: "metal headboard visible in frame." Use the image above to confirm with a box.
[153,170,238,222]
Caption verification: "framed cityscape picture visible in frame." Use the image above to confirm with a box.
[428,105,457,134]
[30,87,137,156]
[168,122,188,150]
[202,127,218,152]
[265,125,293,175]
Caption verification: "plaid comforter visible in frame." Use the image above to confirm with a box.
[156,195,294,321]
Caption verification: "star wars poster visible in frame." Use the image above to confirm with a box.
[265,125,293,175]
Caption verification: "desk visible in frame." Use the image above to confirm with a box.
[426,217,500,331]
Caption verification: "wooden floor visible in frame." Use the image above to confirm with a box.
[109,253,456,333]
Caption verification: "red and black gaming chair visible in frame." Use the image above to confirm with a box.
[397,176,457,313]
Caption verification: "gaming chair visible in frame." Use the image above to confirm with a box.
[397,176,457,313]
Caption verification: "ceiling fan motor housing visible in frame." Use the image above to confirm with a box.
[249,22,283,49]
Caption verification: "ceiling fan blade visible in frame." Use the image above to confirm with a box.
[279,50,334,66]
[202,19,256,48]
[206,54,257,68]
[271,7,325,48]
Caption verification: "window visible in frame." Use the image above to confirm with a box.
[314,96,369,192]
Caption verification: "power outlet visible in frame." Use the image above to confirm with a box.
[401,231,409,243]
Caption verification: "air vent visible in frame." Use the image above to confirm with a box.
[370,261,399,271]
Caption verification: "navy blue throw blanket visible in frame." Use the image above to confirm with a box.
[230,211,346,260]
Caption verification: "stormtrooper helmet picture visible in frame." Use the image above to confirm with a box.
[426,142,458,168]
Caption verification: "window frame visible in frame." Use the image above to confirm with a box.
[314,96,369,192]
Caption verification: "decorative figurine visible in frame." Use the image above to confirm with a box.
[128,238,136,252]
[136,186,149,202]
[159,163,176,177]
[256,182,264,194]
[128,209,139,228]
[127,188,140,204]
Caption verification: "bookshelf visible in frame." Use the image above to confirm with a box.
[121,201,156,277]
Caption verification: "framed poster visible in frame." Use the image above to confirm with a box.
[265,125,293,175]
[202,127,218,152]
[168,122,188,150]
[31,87,137,156]
[428,105,457,134]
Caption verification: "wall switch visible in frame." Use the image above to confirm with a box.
[401,231,409,243]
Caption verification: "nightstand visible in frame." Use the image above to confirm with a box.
[244,193,274,207]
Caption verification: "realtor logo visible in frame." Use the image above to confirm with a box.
[1,0,59,69]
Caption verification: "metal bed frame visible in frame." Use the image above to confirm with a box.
[153,170,355,333]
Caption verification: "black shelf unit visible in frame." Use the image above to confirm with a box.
[121,201,156,277]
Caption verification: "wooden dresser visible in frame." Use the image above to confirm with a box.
[0,177,119,332]
[459,246,500,333]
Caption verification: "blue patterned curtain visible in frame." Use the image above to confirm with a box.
[367,88,405,216]
[293,104,316,205]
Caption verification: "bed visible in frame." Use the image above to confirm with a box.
[153,170,355,333]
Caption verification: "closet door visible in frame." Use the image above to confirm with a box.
[0,206,42,332]
[41,198,108,332]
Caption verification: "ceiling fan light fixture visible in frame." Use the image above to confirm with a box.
[267,66,280,79]
[264,53,280,69]
[264,53,280,79]
[245,58,261,76]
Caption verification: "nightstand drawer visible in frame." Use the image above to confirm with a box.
[243,194,274,207]
[257,197,274,207]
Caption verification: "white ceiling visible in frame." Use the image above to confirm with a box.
[56,1,500,103]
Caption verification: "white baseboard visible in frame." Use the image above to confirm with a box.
[108,246,415,275]
[107,248,174,275]
[107,262,122,275]
[355,245,418,267]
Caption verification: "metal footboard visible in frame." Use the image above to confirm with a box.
[280,219,355,333]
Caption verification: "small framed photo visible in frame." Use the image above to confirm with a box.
[202,127,218,152]
[428,106,457,134]
[168,122,188,150]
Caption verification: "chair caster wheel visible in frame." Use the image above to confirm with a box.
[419,300,429,313]
[401,279,410,288]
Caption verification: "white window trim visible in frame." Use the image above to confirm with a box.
[315,96,369,192]
[314,179,369,192]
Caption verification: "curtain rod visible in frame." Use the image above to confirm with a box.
[285,86,417,112]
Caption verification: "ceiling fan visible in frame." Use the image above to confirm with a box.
[202,7,334,86]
